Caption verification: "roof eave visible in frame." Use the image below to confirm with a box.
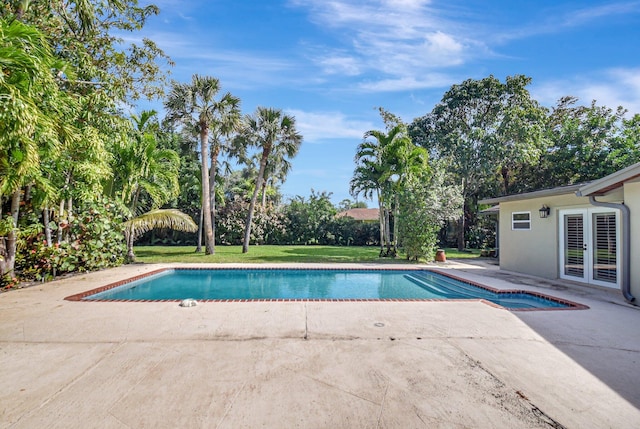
[478,183,586,205]
[577,162,640,197]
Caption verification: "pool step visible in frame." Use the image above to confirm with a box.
[405,273,490,299]
[406,272,555,309]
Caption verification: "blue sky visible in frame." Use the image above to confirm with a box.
[132,0,640,204]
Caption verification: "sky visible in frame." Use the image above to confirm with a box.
[131,0,640,204]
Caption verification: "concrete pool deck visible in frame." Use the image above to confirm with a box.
[1,261,638,428]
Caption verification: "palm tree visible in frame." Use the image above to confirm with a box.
[122,209,197,259]
[208,101,241,247]
[351,124,419,256]
[235,107,302,253]
[261,145,293,207]
[243,151,291,208]
[0,19,68,275]
[382,126,429,253]
[106,110,192,261]
[164,75,240,254]
[350,164,386,254]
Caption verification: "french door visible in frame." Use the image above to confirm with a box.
[559,208,620,288]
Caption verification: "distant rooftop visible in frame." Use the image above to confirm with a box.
[336,208,379,221]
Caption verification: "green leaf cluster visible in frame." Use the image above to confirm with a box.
[15,198,126,281]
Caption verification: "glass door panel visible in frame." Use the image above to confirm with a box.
[592,212,617,284]
[563,214,585,278]
[559,208,619,288]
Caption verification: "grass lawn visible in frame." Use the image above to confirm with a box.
[134,245,482,264]
[442,248,484,259]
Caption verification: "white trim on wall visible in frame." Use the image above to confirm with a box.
[511,211,531,230]
[558,208,620,289]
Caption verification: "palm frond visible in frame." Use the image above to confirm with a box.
[123,209,197,240]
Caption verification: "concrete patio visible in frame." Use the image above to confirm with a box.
[1,261,638,428]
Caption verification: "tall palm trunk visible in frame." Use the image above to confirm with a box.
[243,145,271,253]
[376,189,385,256]
[43,205,52,246]
[126,186,141,263]
[458,178,467,251]
[196,208,203,253]
[261,180,268,207]
[126,225,136,262]
[0,190,21,276]
[209,144,220,253]
[392,193,399,257]
[57,199,65,244]
[384,207,391,255]
[200,126,215,254]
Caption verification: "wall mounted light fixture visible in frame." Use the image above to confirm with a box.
[539,205,551,219]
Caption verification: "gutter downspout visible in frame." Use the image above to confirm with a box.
[587,196,636,304]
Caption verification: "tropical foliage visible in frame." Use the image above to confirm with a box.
[397,170,462,261]
[0,2,183,285]
[2,0,639,287]
[352,110,462,260]
[164,75,242,255]
[14,198,127,282]
[409,75,547,250]
[409,75,640,250]
[234,107,302,253]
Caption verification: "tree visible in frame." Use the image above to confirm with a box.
[106,110,191,261]
[260,150,292,207]
[164,75,240,254]
[0,1,175,283]
[122,209,197,258]
[0,19,69,276]
[337,199,367,211]
[206,96,241,249]
[383,125,429,254]
[235,107,302,253]
[350,164,385,252]
[544,97,636,185]
[409,75,546,250]
[352,134,390,256]
[2,0,173,103]
[351,122,421,256]
[613,114,640,169]
[284,190,337,245]
[159,124,204,250]
[398,167,462,261]
[1,0,173,278]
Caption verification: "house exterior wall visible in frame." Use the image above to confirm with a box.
[623,181,640,299]
[498,190,623,279]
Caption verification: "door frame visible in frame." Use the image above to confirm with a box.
[558,208,620,289]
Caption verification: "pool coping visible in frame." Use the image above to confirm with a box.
[63,267,589,311]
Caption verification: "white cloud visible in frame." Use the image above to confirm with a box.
[532,67,640,115]
[492,2,640,43]
[358,73,454,92]
[289,0,488,91]
[318,55,362,76]
[385,0,432,8]
[123,30,301,89]
[562,1,640,27]
[285,109,376,141]
[424,31,463,56]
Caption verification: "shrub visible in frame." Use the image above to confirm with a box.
[14,198,126,282]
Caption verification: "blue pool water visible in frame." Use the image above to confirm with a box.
[83,269,572,310]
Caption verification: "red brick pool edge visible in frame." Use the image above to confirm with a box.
[63,267,589,311]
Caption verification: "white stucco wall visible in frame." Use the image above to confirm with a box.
[498,190,623,280]
[623,181,640,300]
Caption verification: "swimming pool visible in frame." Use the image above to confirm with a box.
[67,268,587,311]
